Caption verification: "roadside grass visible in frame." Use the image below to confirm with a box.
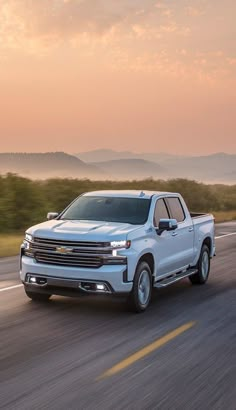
[0,234,23,258]
[0,211,235,258]
[213,211,236,223]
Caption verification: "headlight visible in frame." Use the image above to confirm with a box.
[110,240,131,249]
[25,233,33,242]
[22,233,34,258]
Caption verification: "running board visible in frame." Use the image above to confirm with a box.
[154,269,198,288]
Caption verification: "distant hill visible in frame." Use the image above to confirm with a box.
[76,150,236,183]
[1,151,235,183]
[163,153,236,182]
[76,149,139,162]
[91,159,164,179]
[75,149,177,163]
[0,152,105,179]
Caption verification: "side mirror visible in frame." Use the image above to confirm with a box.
[47,212,59,220]
[156,218,178,236]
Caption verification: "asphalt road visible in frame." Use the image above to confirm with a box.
[0,223,235,410]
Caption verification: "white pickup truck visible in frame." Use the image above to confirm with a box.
[20,190,215,312]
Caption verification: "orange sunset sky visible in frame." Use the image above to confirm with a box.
[0,0,235,155]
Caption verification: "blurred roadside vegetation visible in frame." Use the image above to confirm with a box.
[0,173,236,234]
[0,234,23,258]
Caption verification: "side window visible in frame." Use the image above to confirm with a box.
[154,199,170,226]
[166,197,185,222]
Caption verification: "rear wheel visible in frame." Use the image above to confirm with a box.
[128,261,152,313]
[189,244,210,285]
[25,288,51,302]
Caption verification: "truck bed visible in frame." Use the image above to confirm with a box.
[191,212,214,230]
[190,212,213,218]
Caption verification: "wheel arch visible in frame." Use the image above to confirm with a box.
[137,253,155,279]
[202,236,212,254]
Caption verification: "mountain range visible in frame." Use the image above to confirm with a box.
[76,149,179,163]
[90,158,164,179]
[75,150,236,183]
[0,152,105,179]
[0,150,235,183]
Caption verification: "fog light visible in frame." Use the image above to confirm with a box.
[30,277,37,283]
[96,284,106,291]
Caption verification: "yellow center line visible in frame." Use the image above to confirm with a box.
[97,321,196,380]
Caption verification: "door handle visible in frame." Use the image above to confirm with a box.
[172,232,178,236]
[188,227,194,232]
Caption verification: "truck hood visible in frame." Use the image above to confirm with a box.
[27,219,141,242]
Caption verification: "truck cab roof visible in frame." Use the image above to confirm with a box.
[83,190,178,199]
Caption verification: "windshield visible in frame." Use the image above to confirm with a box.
[60,196,151,225]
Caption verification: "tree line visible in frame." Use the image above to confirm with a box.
[0,173,235,232]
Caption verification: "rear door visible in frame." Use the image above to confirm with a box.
[165,197,194,268]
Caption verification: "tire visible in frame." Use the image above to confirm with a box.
[128,261,152,313]
[25,288,51,302]
[189,244,210,285]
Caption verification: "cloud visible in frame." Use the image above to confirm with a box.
[130,22,190,41]
[0,0,157,54]
[185,6,205,17]
[0,0,235,82]
[108,46,236,84]
[0,0,190,58]
[0,0,155,38]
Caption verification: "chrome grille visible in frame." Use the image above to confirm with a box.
[31,242,112,255]
[35,252,103,268]
[31,237,112,268]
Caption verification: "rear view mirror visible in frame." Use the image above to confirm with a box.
[156,219,178,236]
[47,212,59,220]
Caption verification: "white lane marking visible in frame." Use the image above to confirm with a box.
[0,284,23,292]
[215,232,236,239]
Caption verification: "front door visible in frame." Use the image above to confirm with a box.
[153,198,178,276]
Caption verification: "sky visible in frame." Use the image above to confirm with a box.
[0,0,235,155]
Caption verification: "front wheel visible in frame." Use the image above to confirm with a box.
[128,261,152,313]
[25,288,51,302]
[189,244,210,285]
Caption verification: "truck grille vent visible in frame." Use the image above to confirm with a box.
[35,252,103,269]
[31,237,112,268]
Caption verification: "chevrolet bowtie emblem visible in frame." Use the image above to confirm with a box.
[56,246,72,254]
